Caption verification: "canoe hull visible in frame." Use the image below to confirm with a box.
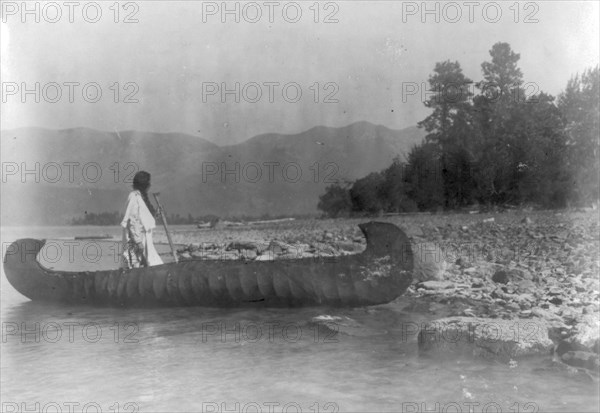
[3,222,413,307]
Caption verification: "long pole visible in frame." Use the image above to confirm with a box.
[152,192,178,263]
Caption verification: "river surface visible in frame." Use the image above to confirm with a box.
[1,226,598,412]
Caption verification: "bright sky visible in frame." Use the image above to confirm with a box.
[1,0,598,144]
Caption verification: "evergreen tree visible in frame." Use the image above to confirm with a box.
[558,66,600,205]
[472,42,526,204]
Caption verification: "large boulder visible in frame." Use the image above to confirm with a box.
[492,268,533,285]
[557,314,600,355]
[571,314,600,353]
[418,317,554,362]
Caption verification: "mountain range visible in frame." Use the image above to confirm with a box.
[1,122,425,225]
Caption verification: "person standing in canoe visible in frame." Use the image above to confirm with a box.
[121,171,163,268]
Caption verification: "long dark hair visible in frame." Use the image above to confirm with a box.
[132,171,156,216]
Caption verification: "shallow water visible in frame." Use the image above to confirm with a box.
[1,226,598,412]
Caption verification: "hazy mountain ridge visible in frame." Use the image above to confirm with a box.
[1,122,425,225]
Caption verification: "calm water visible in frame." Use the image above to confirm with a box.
[1,226,598,412]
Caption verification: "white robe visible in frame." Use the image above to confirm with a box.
[121,190,163,267]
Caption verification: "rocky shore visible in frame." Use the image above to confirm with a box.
[404,212,599,376]
[172,210,599,374]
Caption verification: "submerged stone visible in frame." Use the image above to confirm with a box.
[561,351,600,372]
[418,317,554,362]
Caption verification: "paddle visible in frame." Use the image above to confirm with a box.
[152,192,179,263]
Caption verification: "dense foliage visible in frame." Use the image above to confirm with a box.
[318,43,599,216]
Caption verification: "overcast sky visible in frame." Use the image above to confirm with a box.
[2,0,598,144]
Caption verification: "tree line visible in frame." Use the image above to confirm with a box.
[318,43,599,217]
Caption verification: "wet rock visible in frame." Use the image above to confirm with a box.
[254,254,274,261]
[547,286,563,296]
[492,268,532,284]
[418,317,554,362]
[515,293,535,306]
[335,241,363,253]
[548,296,563,305]
[491,288,508,299]
[191,251,205,259]
[521,217,533,225]
[492,270,510,284]
[220,252,240,260]
[515,279,536,294]
[311,315,386,337]
[519,310,533,318]
[253,242,270,254]
[418,281,455,290]
[187,243,201,252]
[561,314,600,354]
[267,240,291,254]
[179,252,191,260]
[240,249,257,260]
[552,230,570,241]
[561,351,600,372]
[311,242,337,256]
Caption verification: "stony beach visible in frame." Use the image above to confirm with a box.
[165,210,599,375]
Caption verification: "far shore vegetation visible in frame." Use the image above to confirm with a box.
[318,43,599,217]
